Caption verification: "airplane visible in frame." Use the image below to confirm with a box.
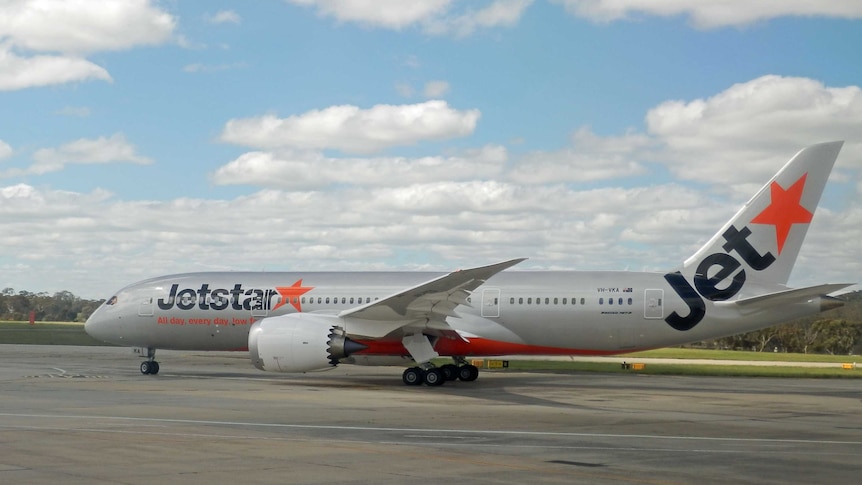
[85,141,852,386]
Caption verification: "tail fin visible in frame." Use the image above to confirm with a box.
[680,141,843,294]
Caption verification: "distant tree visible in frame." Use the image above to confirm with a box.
[811,319,860,355]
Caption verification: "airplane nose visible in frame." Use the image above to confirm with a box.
[84,305,110,343]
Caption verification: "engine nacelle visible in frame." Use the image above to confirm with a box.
[248,313,366,373]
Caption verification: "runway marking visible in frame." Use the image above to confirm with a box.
[1,412,861,447]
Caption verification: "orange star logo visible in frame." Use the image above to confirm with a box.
[750,174,813,254]
[273,280,314,312]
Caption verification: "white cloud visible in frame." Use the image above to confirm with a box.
[28,134,152,175]
[644,75,862,189]
[10,169,856,299]
[0,140,11,160]
[212,145,507,188]
[206,10,242,25]
[287,0,453,29]
[425,0,534,37]
[0,181,710,297]
[287,0,531,36]
[0,0,176,53]
[0,47,111,90]
[508,127,653,184]
[551,0,862,29]
[220,100,481,153]
[423,80,450,98]
[0,0,176,90]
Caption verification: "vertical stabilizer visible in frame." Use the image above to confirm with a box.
[679,141,843,293]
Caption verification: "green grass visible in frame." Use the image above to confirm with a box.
[0,321,111,346]
[620,347,856,363]
[491,360,862,378]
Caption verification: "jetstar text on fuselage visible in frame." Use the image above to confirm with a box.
[157,284,280,311]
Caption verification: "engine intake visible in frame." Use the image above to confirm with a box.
[249,313,366,373]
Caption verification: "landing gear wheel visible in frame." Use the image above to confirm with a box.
[440,364,459,381]
[458,364,479,382]
[423,368,445,386]
[140,360,160,375]
[402,367,424,386]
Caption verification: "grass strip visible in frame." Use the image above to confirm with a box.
[488,360,862,378]
[620,347,856,363]
[0,321,110,346]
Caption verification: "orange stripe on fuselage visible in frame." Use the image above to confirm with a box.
[354,337,630,357]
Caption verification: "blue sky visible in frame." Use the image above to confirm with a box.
[1,0,860,299]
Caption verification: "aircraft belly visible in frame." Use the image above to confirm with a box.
[497,308,642,352]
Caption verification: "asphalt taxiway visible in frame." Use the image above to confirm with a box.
[1,344,860,484]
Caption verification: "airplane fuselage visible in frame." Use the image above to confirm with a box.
[86,270,825,356]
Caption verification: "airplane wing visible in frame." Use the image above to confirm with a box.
[337,258,526,338]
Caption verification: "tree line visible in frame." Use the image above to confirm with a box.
[2,287,861,355]
[696,291,862,355]
[0,288,104,323]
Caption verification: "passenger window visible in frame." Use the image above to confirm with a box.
[553,297,558,305]
[618,298,623,305]
[350,297,354,304]
[562,298,567,305]
[527,297,532,304]
[609,298,613,305]
[628,298,633,305]
[325,297,330,304]
[544,298,549,304]
[519,297,523,304]
[580,298,585,305]
[599,298,604,305]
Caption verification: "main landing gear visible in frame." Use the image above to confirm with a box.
[401,362,479,386]
[139,347,160,375]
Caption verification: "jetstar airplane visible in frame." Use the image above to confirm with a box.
[85,142,853,386]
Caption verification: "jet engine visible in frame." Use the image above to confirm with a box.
[248,313,367,373]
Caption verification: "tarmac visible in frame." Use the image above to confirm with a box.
[1,344,861,484]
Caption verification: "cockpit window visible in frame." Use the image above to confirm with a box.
[106,296,118,306]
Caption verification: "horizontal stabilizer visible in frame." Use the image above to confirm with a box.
[730,284,854,309]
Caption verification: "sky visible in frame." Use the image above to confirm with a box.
[1,0,861,300]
